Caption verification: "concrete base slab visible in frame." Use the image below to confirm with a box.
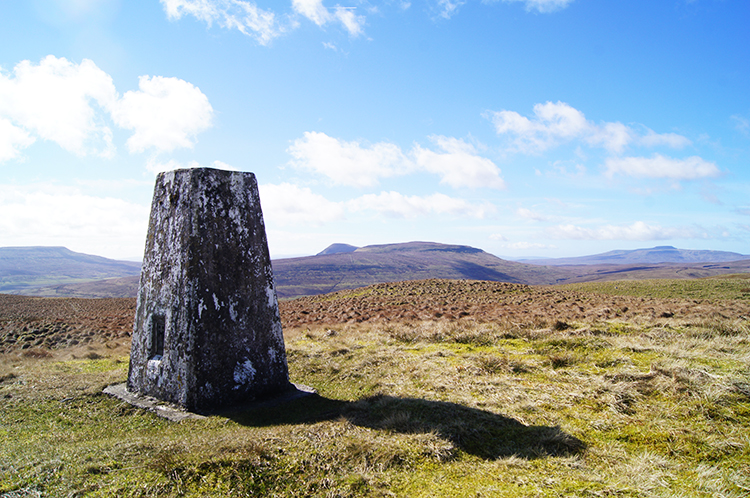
[103,382,316,422]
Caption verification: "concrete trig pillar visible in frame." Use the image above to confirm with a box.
[127,167,290,413]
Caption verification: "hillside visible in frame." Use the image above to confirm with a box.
[0,246,141,294]
[520,245,750,266]
[271,241,566,299]
[6,242,750,299]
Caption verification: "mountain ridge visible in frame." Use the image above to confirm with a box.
[3,243,750,299]
[518,246,749,266]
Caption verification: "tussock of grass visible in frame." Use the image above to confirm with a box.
[3,279,750,496]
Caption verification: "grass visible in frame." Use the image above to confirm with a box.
[559,274,750,301]
[2,279,750,496]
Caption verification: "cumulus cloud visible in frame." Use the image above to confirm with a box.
[288,131,505,189]
[0,56,214,163]
[414,136,506,189]
[0,183,150,259]
[349,191,494,218]
[0,118,35,162]
[288,132,412,187]
[0,55,117,158]
[604,154,720,180]
[259,183,346,226]
[547,221,701,241]
[112,75,213,154]
[486,101,691,155]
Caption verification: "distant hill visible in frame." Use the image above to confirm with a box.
[4,243,750,300]
[0,246,141,294]
[273,241,574,299]
[317,243,358,256]
[519,246,750,266]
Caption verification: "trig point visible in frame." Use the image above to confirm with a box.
[127,167,290,413]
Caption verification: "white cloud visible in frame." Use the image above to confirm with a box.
[0,55,117,158]
[0,118,35,162]
[0,56,214,163]
[112,75,213,154]
[499,0,574,13]
[288,131,412,188]
[161,0,286,45]
[333,6,365,36]
[259,183,345,226]
[292,0,329,25]
[0,184,149,259]
[413,136,506,189]
[288,131,504,189]
[640,130,692,148]
[604,154,720,180]
[547,221,701,241]
[487,101,691,155]
[260,183,493,225]
[292,0,365,36]
[488,101,589,153]
[435,0,466,19]
[349,191,494,218]
[161,0,365,41]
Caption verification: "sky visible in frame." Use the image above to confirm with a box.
[1,0,749,261]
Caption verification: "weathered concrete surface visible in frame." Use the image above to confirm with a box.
[127,167,290,413]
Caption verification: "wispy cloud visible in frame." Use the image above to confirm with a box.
[259,182,346,225]
[292,0,365,36]
[259,184,493,225]
[161,0,365,43]
[500,0,574,14]
[486,101,691,155]
[288,131,505,189]
[161,0,288,45]
[547,221,706,241]
[0,56,214,162]
[160,0,571,45]
[516,207,548,221]
[349,191,494,218]
[435,0,466,19]
[604,154,720,180]
[731,114,749,136]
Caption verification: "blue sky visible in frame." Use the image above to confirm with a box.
[1,0,748,260]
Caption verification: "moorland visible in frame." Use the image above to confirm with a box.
[2,276,750,496]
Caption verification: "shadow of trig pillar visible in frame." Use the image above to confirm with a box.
[127,167,290,413]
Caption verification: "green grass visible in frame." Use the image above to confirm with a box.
[559,274,750,301]
[2,280,750,496]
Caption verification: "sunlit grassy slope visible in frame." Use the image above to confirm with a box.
[560,273,750,301]
[1,277,749,497]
